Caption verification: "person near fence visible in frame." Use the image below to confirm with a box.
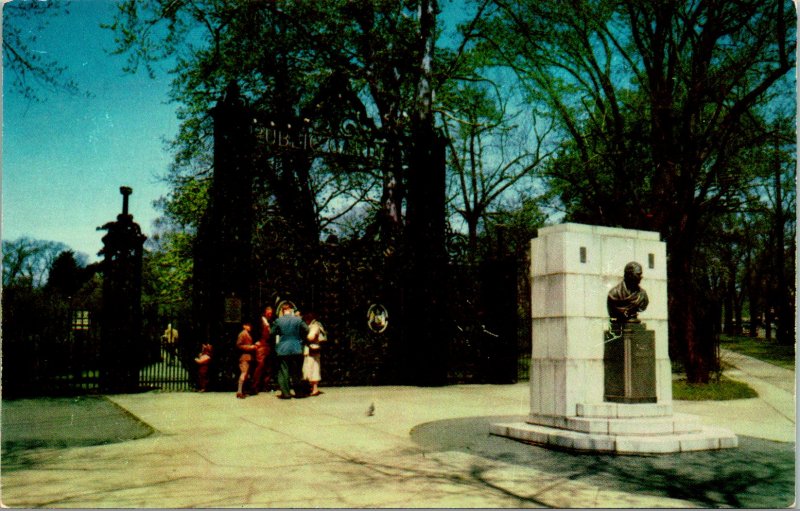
[161,323,179,365]
[235,322,256,399]
[272,302,309,399]
[302,311,326,396]
[194,343,212,392]
[251,306,275,394]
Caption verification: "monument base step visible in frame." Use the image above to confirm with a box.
[576,402,673,418]
[528,412,702,436]
[491,420,738,455]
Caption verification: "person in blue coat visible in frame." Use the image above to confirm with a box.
[272,302,310,399]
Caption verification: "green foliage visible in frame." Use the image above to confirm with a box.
[1,240,102,396]
[100,0,795,385]
[153,177,210,230]
[476,0,796,381]
[105,1,420,232]
[2,237,69,289]
[441,78,551,261]
[482,194,546,258]
[142,230,194,317]
[672,376,758,401]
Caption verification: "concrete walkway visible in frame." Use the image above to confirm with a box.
[1,351,795,508]
[673,348,795,443]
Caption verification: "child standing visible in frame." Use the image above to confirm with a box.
[195,343,212,392]
[236,322,256,399]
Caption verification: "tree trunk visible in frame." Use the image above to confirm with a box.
[467,215,479,262]
[765,306,773,341]
[723,275,735,335]
[667,240,713,383]
[734,299,743,337]
[772,141,792,345]
[747,268,761,337]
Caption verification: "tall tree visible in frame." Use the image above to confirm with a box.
[106,0,476,383]
[45,250,89,298]
[479,0,795,382]
[441,82,551,258]
[2,237,68,289]
[2,0,82,100]
[106,1,410,242]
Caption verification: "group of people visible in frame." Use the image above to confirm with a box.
[194,302,327,398]
[265,302,326,399]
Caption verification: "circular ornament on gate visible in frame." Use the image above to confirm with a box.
[367,304,389,333]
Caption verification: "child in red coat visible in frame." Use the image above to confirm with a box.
[195,343,212,392]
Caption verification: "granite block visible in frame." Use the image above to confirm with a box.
[576,403,617,418]
[614,403,672,418]
[565,417,610,434]
[571,435,616,453]
[615,436,680,454]
[548,431,575,449]
[582,276,609,318]
[531,279,550,318]
[601,237,637,276]
[553,361,567,416]
[644,280,669,320]
[656,359,673,402]
[545,231,566,275]
[607,418,675,436]
[634,240,667,280]
[530,238,547,277]
[528,363,540,414]
[530,319,551,359]
[678,435,720,452]
[539,361,556,416]
[564,273,586,317]
[564,231,601,275]
[565,317,605,359]
[718,433,739,449]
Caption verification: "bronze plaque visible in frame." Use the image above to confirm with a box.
[604,322,656,403]
[224,296,242,323]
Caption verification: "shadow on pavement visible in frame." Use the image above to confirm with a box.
[410,415,795,508]
[2,396,154,471]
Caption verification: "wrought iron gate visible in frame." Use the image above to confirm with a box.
[137,323,193,391]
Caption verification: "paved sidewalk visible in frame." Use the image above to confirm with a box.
[674,349,795,443]
[1,351,794,508]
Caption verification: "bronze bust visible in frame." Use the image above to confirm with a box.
[607,262,649,322]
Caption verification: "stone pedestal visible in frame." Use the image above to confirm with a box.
[491,223,737,454]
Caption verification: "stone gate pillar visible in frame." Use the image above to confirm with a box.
[193,82,256,387]
[492,223,737,454]
[403,129,448,386]
[99,186,147,393]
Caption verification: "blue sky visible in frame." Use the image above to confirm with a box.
[3,0,178,262]
[1,0,482,263]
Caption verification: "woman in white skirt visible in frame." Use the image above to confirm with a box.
[303,312,326,396]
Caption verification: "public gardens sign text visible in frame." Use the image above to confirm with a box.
[256,121,379,161]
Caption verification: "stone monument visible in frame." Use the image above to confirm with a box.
[491,223,737,454]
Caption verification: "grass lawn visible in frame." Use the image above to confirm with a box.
[672,375,758,400]
[672,334,794,400]
[720,334,795,370]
